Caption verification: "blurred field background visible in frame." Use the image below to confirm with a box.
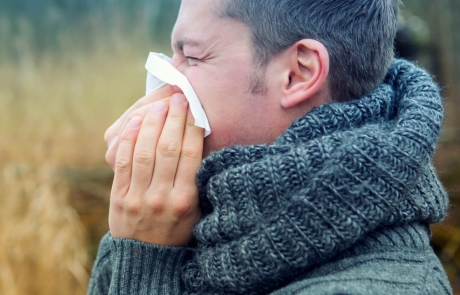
[0,0,459,294]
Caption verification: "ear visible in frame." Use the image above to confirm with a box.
[280,39,329,109]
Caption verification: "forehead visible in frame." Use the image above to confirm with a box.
[178,0,222,19]
[172,0,226,45]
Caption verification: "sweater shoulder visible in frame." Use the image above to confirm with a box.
[271,247,452,295]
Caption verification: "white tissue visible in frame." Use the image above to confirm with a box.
[145,52,211,137]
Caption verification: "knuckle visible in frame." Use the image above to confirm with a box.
[119,129,135,143]
[143,113,160,126]
[113,198,125,211]
[119,132,131,143]
[158,140,181,158]
[133,149,154,166]
[126,200,142,215]
[172,199,193,217]
[147,198,165,214]
[186,117,196,127]
[181,147,201,160]
[115,157,131,173]
[168,112,183,121]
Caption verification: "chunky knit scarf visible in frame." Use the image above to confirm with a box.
[181,59,448,295]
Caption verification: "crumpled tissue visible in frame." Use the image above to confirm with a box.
[145,52,211,137]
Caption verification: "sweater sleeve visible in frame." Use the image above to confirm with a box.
[87,231,192,295]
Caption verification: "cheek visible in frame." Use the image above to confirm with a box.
[183,63,264,151]
[184,66,248,121]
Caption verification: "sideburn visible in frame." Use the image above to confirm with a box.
[249,64,268,95]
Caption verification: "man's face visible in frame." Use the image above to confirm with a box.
[171,0,289,156]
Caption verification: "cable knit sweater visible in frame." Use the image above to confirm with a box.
[88,59,452,295]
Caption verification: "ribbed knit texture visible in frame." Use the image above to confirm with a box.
[87,59,452,295]
[88,233,193,295]
[270,223,451,295]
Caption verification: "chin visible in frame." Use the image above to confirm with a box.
[202,136,230,159]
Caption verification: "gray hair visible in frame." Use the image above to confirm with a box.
[220,0,400,102]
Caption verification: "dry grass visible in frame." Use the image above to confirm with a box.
[0,9,166,294]
[0,165,88,295]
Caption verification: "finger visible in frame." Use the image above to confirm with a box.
[130,100,169,192]
[106,97,172,170]
[173,108,204,192]
[116,97,173,151]
[104,84,169,147]
[150,94,188,192]
[106,104,152,170]
[104,84,181,150]
[112,116,143,194]
[110,85,181,144]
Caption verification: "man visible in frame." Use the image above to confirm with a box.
[88,0,452,294]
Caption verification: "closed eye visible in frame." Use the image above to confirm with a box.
[185,56,202,61]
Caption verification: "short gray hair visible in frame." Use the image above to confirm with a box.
[221,0,400,102]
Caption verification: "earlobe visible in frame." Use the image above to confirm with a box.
[281,40,329,109]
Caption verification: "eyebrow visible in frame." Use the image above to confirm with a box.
[173,39,203,52]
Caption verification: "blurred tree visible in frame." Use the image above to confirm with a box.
[0,0,181,62]
[150,0,181,44]
[401,0,459,132]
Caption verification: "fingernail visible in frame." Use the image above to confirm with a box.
[173,94,186,104]
[152,101,165,112]
[130,116,142,128]
[172,85,182,92]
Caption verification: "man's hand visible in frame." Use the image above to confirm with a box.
[109,93,204,246]
[105,84,182,170]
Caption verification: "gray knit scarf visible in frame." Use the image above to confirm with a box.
[181,59,449,295]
